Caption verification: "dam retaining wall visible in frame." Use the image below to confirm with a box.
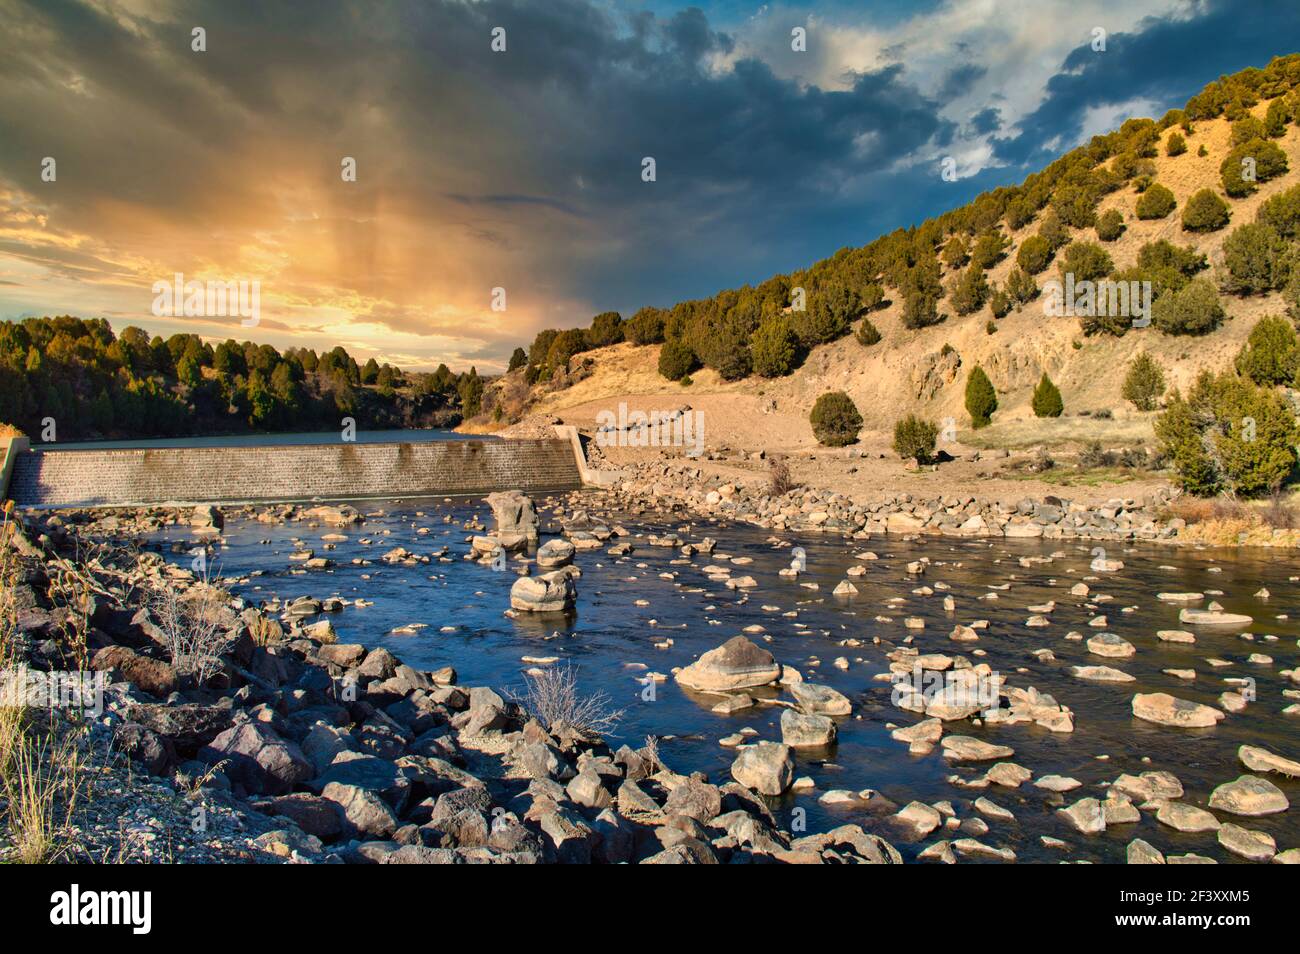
[5,438,584,508]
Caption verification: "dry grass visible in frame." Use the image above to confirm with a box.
[0,508,87,863]
[1163,492,1300,545]
[515,664,624,738]
[148,575,235,687]
[959,414,1157,451]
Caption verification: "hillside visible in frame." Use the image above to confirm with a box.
[475,58,1300,495]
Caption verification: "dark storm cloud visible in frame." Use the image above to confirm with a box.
[992,0,1300,168]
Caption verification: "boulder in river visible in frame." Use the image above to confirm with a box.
[487,491,539,547]
[730,741,794,795]
[675,636,781,692]
[1208,775,1289,816]
[535,539,576,568]
[1131,692,1224,729]
[509,571,576,613]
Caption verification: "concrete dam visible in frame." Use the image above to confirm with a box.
[2,434,593,508]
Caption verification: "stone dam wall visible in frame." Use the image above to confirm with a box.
[7,439,584,508]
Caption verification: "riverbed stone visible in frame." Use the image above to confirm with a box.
[1057,797,1105,833]
[1208,775,1289,816]
[789,682,852,716]
[1239,744,1300,778]
[1156,801,1221,833]
[535,539,575,568]
[675,636,781,692]
[509,571,576,613]
[200,722,313,796]
[1131,692,1225,728]
[1217,823,1276,861]
[780,709,837,748]
[730,742,794,795]
[941,736,1014,762]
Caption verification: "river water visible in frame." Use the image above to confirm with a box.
[146,492,1299,863]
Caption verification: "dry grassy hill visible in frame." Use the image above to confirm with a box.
[478,101,1300,467]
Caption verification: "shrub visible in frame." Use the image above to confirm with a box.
[986,320,998,335]
[1221,139,1289,197]
[750,315,800,377]
[1197,144,1208,157]
[856,318,882,346]
[1166,131,1187,156]
[1058,241,1114,283]
[1038,209,1069,249]
[794,283,859,346]
[1152,278,1225,336]
[1137,239,1208,279]
[971,230,1011,269]
[988,287,1012,318]
[768,456,798,495]
[1181,188,1231,232]
[657,340,697,380]
[626,307,667,344]
[1122,352,1166,411]
[1221,223,1289,294]
[519,664,624,737]
[1231,117,1267,146]
[810,391,862,446]
[1235,315,1299,386]
[942,235,970,268]
[1096,209,1125,241]
[1155,370,1299,497]
[1136,183,1176,220]
[901,291,944,330]
[1006,267,1038,304]
[1266,97,1293,137]
[949,264,988,316]
[1255,183,1300,240]
[893,415,939,463]
[964,365,997,428]
[1031,373,1064,417]
[587,311,624,347]
[1017,234,1053,274]
[861,283,885,311]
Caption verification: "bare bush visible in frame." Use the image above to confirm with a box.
[516,664,624,737]
[768,455,797,496]
[148,578,236,686]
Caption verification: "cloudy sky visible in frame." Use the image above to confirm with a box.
[1,0,1298,372]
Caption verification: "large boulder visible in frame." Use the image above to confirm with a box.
[91,645,179,699]
[780,709,837,748]
[730,742,794,795]
[510,571,576,613]
[675,636,781,692]
[321,781,398,839]
[1131,693,1225,729]
[486,491,538,547]
[535,539,576,569]
[200,722,313,795]
[789,682,852,716]
[190,504,224,530]
[1208,775,1289,816]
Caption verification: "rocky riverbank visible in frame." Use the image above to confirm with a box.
[597,456,1300,548]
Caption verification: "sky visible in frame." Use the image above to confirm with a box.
[1,0,1299,372]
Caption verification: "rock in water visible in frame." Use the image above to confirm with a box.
[486,490,538,548]
[190,504,224,530]
[1208,775,1289,816]
[1131,692,1225,728]
[789,682,852,716]
[535,539,576,568]
[780,709,837,748]
[730,742,794,795]
[674,636,781,692]
[509,570,576,613]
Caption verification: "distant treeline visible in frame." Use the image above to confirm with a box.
[0,316,488,440]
